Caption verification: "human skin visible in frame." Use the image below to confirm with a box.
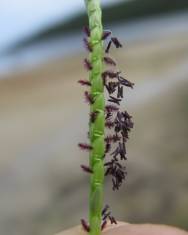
[55,222,188,235]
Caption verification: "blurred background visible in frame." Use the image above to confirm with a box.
[0,0,188,234]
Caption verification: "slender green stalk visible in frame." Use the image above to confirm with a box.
[85,1,104,235]
[80,0,134,233]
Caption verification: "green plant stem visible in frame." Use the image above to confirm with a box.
[85,0,105,235]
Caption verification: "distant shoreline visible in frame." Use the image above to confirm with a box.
[9,0,188,50]
[0,11,188,77]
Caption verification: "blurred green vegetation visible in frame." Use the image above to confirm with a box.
[13,0,188,48]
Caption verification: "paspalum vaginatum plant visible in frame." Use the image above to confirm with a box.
[78,0,134,234]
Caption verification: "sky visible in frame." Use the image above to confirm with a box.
[0,0,123,51]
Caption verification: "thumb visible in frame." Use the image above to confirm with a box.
[55,222,188,235]
[105,223,188,235]
[55,221,127,235]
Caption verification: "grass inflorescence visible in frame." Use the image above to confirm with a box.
[78,1,134,234]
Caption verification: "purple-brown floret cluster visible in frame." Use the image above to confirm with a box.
[102,29,134,191]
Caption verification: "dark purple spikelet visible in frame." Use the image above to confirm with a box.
[102,70,120,79]
[102,75,107,86]
[104,58,116,68]
[102,30,112,40]
[81,219,90,232]
[111,37,123,48]
[108,96,121,105]
[105,134,121,143]
[105,40,112,53]
[104,56,116,66]
[101,204,117,228]
[105,136,112,143]
[117,85,123,98]
[109,216,117,225]
[78,143,92,151]
[105,104,119,113]
[116,111,123,122]
[105,82,118,94]
[103,211,111,221]
[105,142,111,153]
[83,26,90,37]
[127,118,134,129]
[101,220,107,230]
[84,91,94,104]
[111,146,120,161]
[118,142,127,160]
[105,84,113,95]
[113,134,121,142]
[81,165,93,174]
[118,76,134,88]
[120,129,129,140]
[84,58,92,71]
[112,178,118,191]
[105,112,112,120]
[83,38,92,52]
[78,80,91,86]
[102,204,110,216]
[105,121,114,129]
[122,111,132,119]
[90,111,99,123]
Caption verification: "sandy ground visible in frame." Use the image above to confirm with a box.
[0,31,188,235]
